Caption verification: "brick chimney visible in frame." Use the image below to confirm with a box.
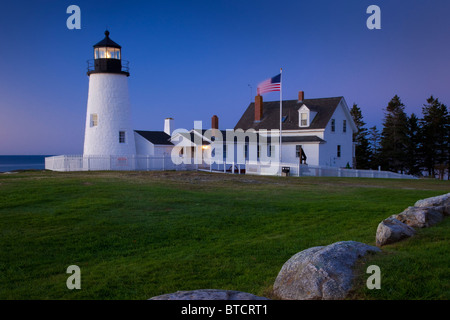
[298,91,304,102]
[211,115,219,129]
[255,95,263,121]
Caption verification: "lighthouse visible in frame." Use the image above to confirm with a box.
[83,30,136,157]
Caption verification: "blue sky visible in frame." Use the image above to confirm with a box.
[0,0,449,155]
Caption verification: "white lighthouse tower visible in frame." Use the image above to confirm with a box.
[83,30,136,157]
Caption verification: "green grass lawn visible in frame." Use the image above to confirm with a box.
[0,170,448,299]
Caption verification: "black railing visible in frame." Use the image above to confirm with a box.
[86,59,130,74]
[121,60,130,73]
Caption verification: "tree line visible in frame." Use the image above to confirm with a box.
[350,95,450,179]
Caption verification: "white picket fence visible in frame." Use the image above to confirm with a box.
[245,161,417,179]
[45,155,417,179]
[45,155,196,172]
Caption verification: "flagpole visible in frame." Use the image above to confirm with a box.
[279,68,282,175]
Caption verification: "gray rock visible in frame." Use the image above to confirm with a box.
[149,289,269,300]
[438,205,450,216]
[392,206,444,228]
[376,217,416,247]
[272,241,380,300]
[414,193,450,208]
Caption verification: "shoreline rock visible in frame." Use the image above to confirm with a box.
[391,206,444,228]
[375,192,449,247]
[272,241,380,300]
[376,218,416,247]
[414,193,450,208]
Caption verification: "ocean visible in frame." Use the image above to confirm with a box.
[0,155,52,172]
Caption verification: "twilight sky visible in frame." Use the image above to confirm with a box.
[0,0,449,155]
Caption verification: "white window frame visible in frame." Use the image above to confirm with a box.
[119,131,126,144]
[298,105,310,127]
[90,113,98,127]
[300,113,308,127]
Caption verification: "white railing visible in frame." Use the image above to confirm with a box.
[45,155,417,179]
[45,155,197,172]
[197,161,246,174]
[244,161,417,179]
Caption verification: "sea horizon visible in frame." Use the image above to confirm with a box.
[0,155,54,172]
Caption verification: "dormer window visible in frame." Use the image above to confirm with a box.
[300,113,308,126]
[298,104,317,128]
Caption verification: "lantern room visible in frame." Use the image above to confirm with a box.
[87,30,129,76]
[94,30,121,59]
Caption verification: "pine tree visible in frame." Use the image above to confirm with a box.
[349,104,371,169]
[419,96,449,178]
[368,125,381,169]
[379,95,409,173]
[405,113,421,176]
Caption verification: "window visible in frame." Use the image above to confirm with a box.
[268,145,274,157]
[337,145,341,158]
[331,119,335,132]
[300,113,308,126]
[106,47,120,59]
[97,47,107,59]
[90,114,98,127]
[119,131,126,143]
[282,115,288,123]
[223,144,227,160]
[343,120,347,133]
[95,47,121,59]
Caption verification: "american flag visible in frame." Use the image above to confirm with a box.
[257,73,281,95]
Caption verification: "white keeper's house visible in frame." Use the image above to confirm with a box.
[233,91,357,168]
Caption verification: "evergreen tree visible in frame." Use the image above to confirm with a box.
[405,113,421,176]
[379,95,409,173]
[368,125,381,169]
[349,103,371,169]
[419,96,449,178]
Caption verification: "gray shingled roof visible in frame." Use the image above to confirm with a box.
[234,97,343,131]
[135,130,173,145]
